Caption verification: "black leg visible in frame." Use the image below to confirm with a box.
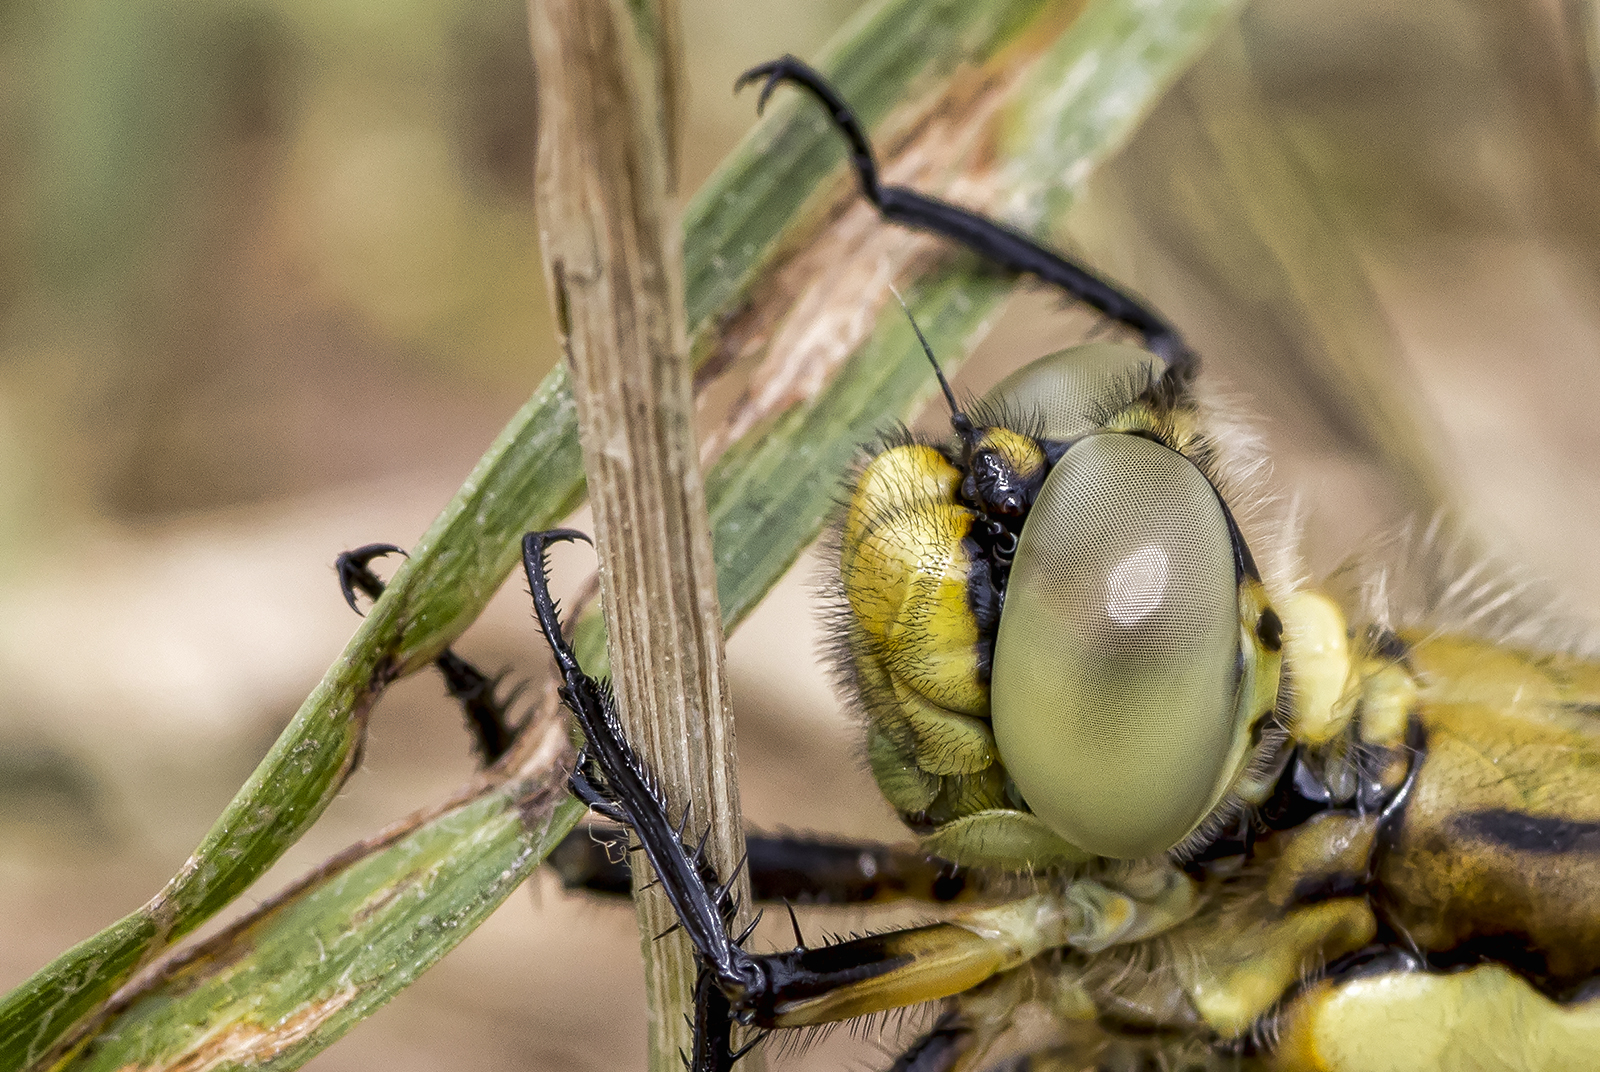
[735,55,1195,376]
[335,543,524,764]
[522,531,758,997]
[551,822,976,906]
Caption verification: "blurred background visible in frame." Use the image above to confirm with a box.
[2,0,1599,1069]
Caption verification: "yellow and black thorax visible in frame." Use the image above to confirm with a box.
[832,341,1286,869]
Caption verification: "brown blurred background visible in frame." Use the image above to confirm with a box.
[2,0,1599,1069]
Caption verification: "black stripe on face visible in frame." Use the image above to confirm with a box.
[1450,809,1600,855]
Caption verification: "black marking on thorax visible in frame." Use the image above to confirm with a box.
[1448,809,1600,855]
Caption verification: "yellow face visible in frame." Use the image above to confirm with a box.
[836,342,1286,867]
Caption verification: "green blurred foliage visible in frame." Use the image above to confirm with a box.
[0,0,864,553]
[0,0,549,540]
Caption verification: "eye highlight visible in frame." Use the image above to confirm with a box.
[1104,544,1172,627]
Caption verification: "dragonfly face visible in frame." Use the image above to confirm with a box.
[836,341,1286,866]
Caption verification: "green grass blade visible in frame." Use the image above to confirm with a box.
[64,771,585,1072]
[0,372,585,1072]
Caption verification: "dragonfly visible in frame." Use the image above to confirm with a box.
[489,56,1600,1072]
[2,5,1595,1072]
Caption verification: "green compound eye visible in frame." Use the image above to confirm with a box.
[990,432,1241,860]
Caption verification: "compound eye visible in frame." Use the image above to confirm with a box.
[979,342,1165,441]
[990,433,1241,860]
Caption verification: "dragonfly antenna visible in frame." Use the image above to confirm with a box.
[889,285,972,437]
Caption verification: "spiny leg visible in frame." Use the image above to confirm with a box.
[522,531,751,975]
[337,540,755,926]
[736,55,1195,375]
[523,529,752,1072]
[336,543,524,763]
